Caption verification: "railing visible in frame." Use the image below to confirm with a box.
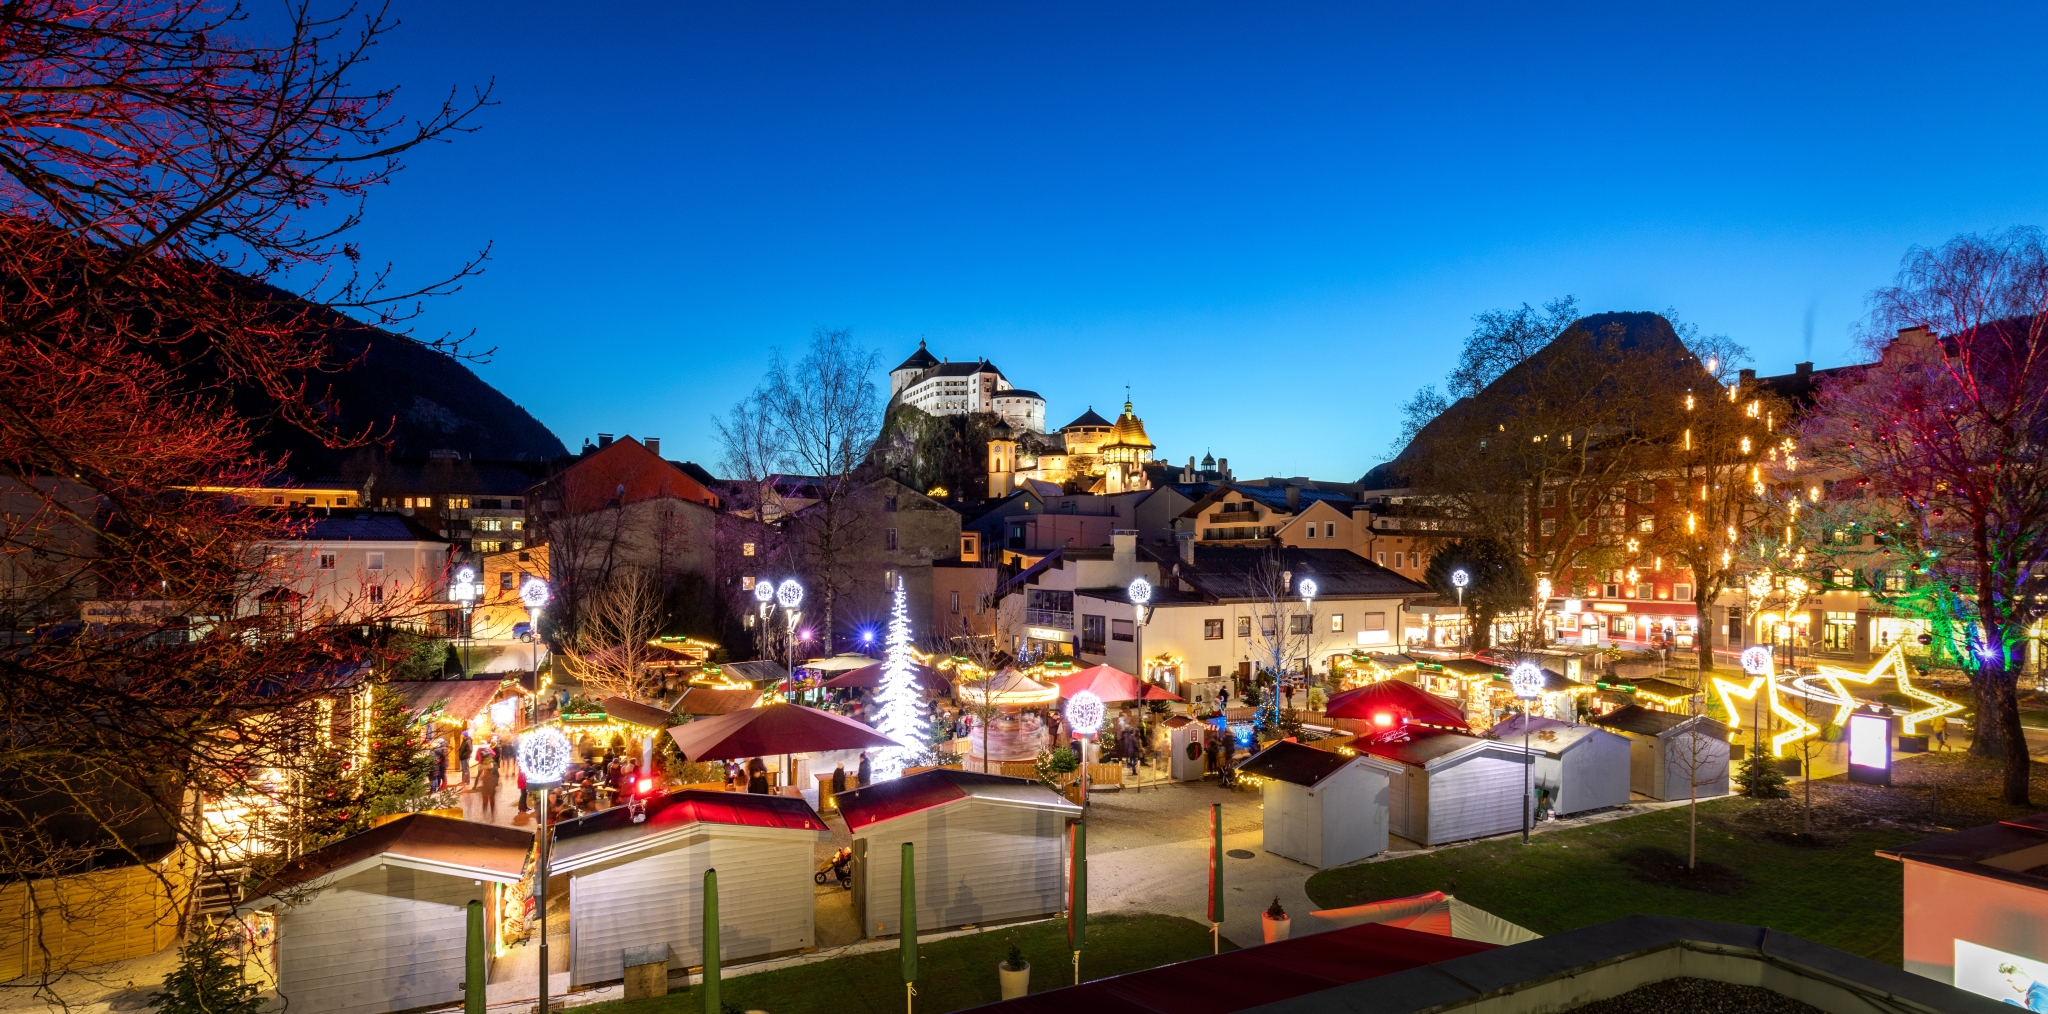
[1025,608,1073,629]
[1208,510,1259,523]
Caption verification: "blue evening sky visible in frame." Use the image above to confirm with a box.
[343,3,2048,481]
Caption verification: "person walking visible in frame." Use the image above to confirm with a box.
[1204,735,1220,776]
[476,761,500,820]
[857,751,872,787]
[458,730,473,787]
[429,740,449,793]
[1119,725,1139,776]
[1936,720,1949,752]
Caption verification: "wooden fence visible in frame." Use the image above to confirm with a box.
[0,845,194,982]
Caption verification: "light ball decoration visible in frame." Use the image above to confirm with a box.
[752,578,776,603]
[1127,577,1152,606]
[1509,662,1544,700]
[1064,689,1106,737]
[519,578,551,611]
[1451,569,1470,589]
[1297,577,1318,601]
[775,578,804,610]
[449,566,482,604]
[518,726,572,785]
[1741,646,1775,676]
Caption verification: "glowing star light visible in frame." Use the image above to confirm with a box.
[1712,646,1817,757]
[518,726,572,785]
[1824,644,1960,736]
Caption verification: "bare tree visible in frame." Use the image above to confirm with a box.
[718,329,883,654]
[561,571,667,702]
[1243,552,1325,721]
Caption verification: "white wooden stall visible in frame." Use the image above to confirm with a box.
[838,769,1080,937]
[1237,740,1390,868]
[1590,705,1731,801]
[1490,714,1632,815]
[236,814,534,1014]
[1357,730,1534,846]
[548,790,828,988]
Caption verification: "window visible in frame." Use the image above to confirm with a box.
[368,584,383,604]
[1576,519,1590,536]
[1408,552,1419,569]
[961,532,980,557]
[1330,613,1344,632]
[1638,516,1654,533]
[1081,614,1107,654]
[1237,616,1252,638]
[1674,583,1693,601]
[1260,615,1277,637]
[476,518,502,532]
[1204,619,1223,640]
[1638,483,1656,503]
[510,520,523,531]
[271,494,285,505]
[1540,518,1557,537]
[447,497,469,509]
[884,527,898,550]
[501,572,515,591]
[475,541,503,554]
[744,613,756,629]
[417,496,433,508]
[1289,614,1312,635]
[1824,611,1858,652]
[510,499,523,509]
[950,591,960,614]
[1208,665,1223,680]
[742,542,756,557]
[1636,584,1653,600]
[318,553,336,570]
[1376,551,1386,565]
[1111,618,1134,642]
[1884,570,1906,592]
[1604,582,1620,598]
[366,552,385,571]
[479,499,503,510]
[1540,489,1557,508]
[1362,612,1386,631]
[1305,524,1316,539]
[1325,522,1336,538]
[884,495,899,512]
[335,496,350,507]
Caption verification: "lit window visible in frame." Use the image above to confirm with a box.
[448,497,470,509]
[1331,613,1344,632]
[1204,619,1223,640]
[1376,551,1386,565]
[1237,616,1251,638]
[743,542,756,557]
[417,497,433,508]
[1638,516,1654,533]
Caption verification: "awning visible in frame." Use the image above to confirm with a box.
[666,703,898,761]
[1049,664,1177,702]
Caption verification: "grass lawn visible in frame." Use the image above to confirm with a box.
[1306,796,1921,965]
[571,913,1231,1014]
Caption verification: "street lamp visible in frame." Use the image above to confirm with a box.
[752,577,776,667]
[519,578,550,712]
[1509,661,1544,843]
[1128,576,1152,686]
[1450,569,1470,646]
[776,578,804,701]
[518,725,570,1014]
[1297,577,1317,684]
[449,566,482,674]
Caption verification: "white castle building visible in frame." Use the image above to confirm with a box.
[888,341,1047,434]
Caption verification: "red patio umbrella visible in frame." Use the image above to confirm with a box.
[815,662,952,696]
[1324,680,1469,732]
[1049,664,1177,702]
[666,703,899,761]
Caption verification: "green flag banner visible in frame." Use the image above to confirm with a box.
[703,868,721,1014]
[901,842,918,984]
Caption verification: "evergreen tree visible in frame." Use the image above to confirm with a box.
[1736,750,1788,798]
[870,576,928,781]
[359,681,428,819]
[150,930,263,1014]
[301,744,362,841]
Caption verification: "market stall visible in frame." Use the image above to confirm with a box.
[235,814,533,1014]
[837,769,1080,937]
[389,676,529,788]
[1589,705,1731,801]
[1324,678,1471,735]
[549,790,827,988]
[1489,715,1630,816]
[1353,729,1533,846]
[1236,740,1390,868]
[667,702,898,795]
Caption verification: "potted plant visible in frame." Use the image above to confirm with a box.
[1262,897,1291,943]
[998,939,1031,998]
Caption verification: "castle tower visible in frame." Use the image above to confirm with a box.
[889,340,940,398]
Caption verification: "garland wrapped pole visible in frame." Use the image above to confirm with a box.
[703,869,721,1014]
[1069,820,1087,984]
[464,901,484,1014]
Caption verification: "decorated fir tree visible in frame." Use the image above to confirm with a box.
[870,576,928,781]
[359,681,429,819]
[300,742,362,842]
[150,930,263,1014]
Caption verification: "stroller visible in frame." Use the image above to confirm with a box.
[814,846,852,889]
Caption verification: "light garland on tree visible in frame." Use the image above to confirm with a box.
[871,575,928,781]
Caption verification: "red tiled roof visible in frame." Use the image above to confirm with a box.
[835,769,1065,832]
[554,437,719,514]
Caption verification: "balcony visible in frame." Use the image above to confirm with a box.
[1024,608,1074,630]
[1208,510,1259,524]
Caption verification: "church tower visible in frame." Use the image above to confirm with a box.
[987,420,1017,499]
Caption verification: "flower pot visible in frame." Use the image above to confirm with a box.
[999,960,1031,999]
[1261,913,1291,943]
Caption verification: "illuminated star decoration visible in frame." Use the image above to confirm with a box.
[1712,646,1818,757]
[1815,644,1960,736]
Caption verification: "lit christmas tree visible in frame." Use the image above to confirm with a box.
[871,575,928,781]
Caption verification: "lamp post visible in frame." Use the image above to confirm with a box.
[1451,569,1470,648]
[1509,662,1543,843]
[1066,689,1105,806]
[519,579,551,718]
[777,578,804,704]
[1297,577,1317,686]
[517,726,570,1014]
[752,576,776,658]
[450,566,482,675]
[1128,576,1152,688]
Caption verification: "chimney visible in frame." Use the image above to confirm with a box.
[645,437,661,456]
[597,433,614,448]
[1794,362,1812,377]
[1286,485,1300,511]
[1177,531,1195,565]
[1217,457,1230,480]
[1112,530,1136,564]
[1738,368,1755,384]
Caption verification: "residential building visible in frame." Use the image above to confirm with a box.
[888,342,1046,433]
[1354,494,1465,582]
[785,477,961,645]
[1177,483,1358,547]
[243,512,452,630]
[471,544,550,640]
[527,435,720,597]
[931,558,1000,645]
[345,451,550,559]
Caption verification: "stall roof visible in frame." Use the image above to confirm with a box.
[1324,679,1470,730]
[1355,729,1527,769]
[1877,815,2048,893]
[1616,676,1700,701]
[717,660,789,684]
[598,695,673,730]
[673,687,762,715]
[1488,715,1614,756]
[836,769,1079,833]
[1591,705,1729,740]
[965,921,1493,1014]
[1237,740,1355,787]
[389,677,509,723]
[244,813,532,903]
[551,789,826,868]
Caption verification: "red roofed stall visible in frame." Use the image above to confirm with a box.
[548,790,828,987]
